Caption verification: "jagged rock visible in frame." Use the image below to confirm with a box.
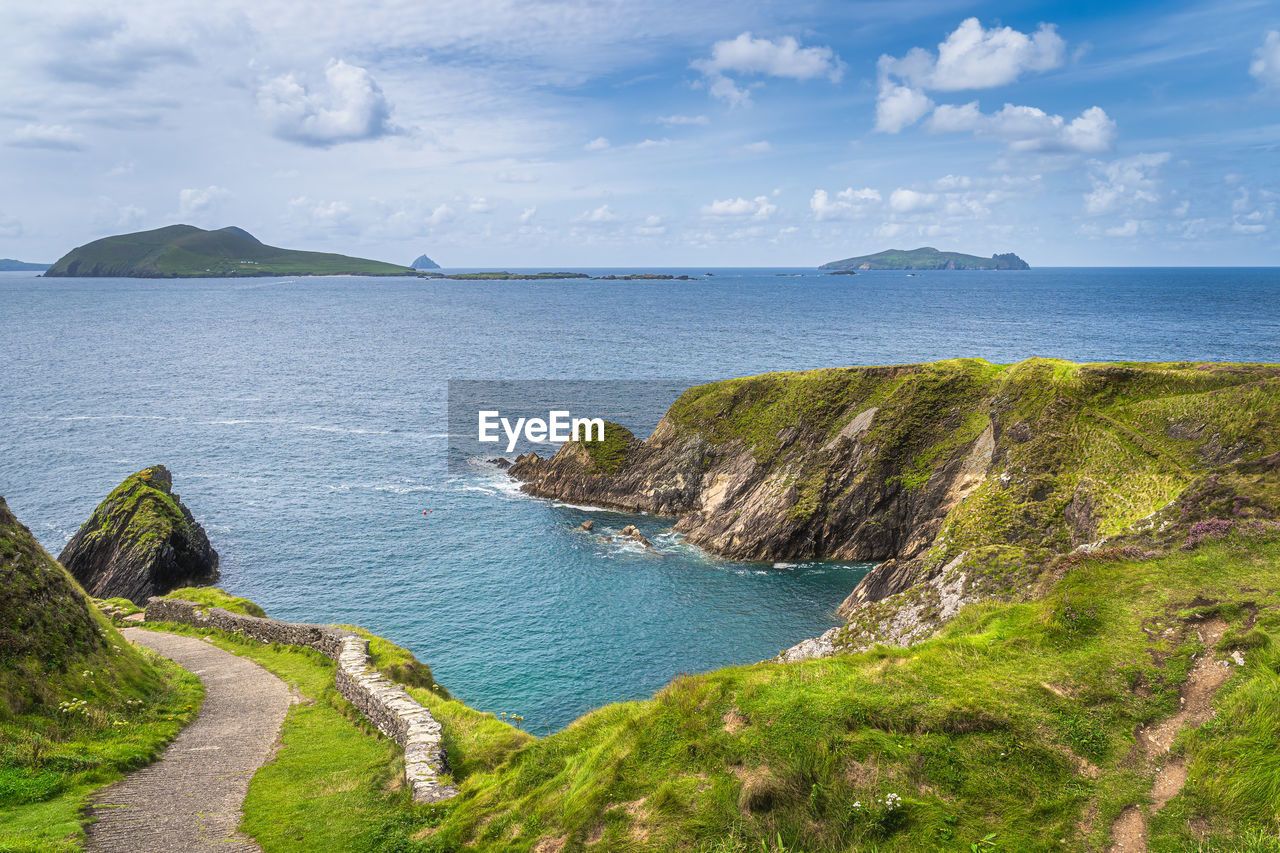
[489,457,511,469]
[579,520,594,531]
[58,465,218,605]
[619,525,654,548]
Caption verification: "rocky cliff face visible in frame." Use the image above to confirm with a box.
[58,465,218,604]
[511,359,1280,632]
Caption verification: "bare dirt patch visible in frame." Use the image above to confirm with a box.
[1103,617,1232,853]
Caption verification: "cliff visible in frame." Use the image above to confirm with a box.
[0,495,107,695]
[59,465,219,604]
[510,359,1280,621]
[819,247,1029,270]
[43,224,414,278]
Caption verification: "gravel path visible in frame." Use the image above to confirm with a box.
[86,629,293,853]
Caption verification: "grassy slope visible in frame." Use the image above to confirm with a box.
[44,225,413,278]
[410,535,1280,853]
[0,498,200,852]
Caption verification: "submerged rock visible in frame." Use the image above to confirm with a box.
[58,465,218,605]
[579,520,594,531]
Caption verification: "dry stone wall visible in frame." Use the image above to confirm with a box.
[144,597,459,803]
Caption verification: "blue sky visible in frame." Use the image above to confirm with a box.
[0,0,1277,266]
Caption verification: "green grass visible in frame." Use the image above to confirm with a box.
[0,652,202,852]
[165,586,266,617]
[135,619,530,853]
[580,422,637,475]
[0,496,202,852]
[384,534,1280,853]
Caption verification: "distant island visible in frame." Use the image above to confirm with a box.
[43,225,415,278]
[820,247,1030,271]
[411,254,441,270]
[418,271,699,281]
[0,259,50,271]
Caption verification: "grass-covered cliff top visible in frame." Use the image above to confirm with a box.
[43,224,414,278]
[819,247,1029,270]
[69,466,193,562]
[0,496,200,850]
[665,358,1280,560]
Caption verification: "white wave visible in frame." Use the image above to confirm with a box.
[56,414,172,421]
[297,424,392,435]
[772,562,797,569]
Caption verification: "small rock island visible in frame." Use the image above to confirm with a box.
[58,465,219,604]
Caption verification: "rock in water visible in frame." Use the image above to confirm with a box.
[58,465,218,604]
[411,254,441,270]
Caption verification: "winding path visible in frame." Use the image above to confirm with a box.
[85,629,292,853]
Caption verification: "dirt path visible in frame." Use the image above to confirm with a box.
[85,629,293,853]
[1104,618,1231,853]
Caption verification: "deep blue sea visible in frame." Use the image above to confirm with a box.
[3,266,1279,732]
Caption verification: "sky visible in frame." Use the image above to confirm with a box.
[0,0,1277,267]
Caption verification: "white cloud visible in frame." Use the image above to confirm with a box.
[657,114,708,126]
[0,213,22,238]
[737,140,772,154]
[1105,219,1141,237]
[285,196,353,232]
[1083,152,1170,216]
[7,123,86,151]
[178,185,232,219]
[928,102,1115,153]
[577,204,617,223]
[880,18,1065,92]
[1251,31,1280,89]
[584,136,611,151]
[636,138,670,149]
[495,170,537,183]
[428,204,456,225]
[636,214,665,235]
[469,197,494,213]
[257,59,394,147]
[889,188,938,213]
[1231,187,1276,234]
[694,32,843,106]
[809,187,880,220]
[874,84,933,133]
[700,195,777,219]
[519,206,537,224]
[874,18,1080,142]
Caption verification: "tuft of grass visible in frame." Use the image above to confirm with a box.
[164,586,266,617]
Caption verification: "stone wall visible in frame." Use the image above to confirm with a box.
[144,597,459,803]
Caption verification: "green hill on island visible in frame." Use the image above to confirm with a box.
[43,225,415,278]
[0,259,50,271]
[821,247,1029,270]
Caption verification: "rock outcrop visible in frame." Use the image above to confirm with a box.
[59,466,218,605]
[511,359,1280,637]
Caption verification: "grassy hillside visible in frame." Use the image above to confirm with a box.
[130,528,1280,851]
[0,496,199,851]
[819,248,1029,270]
[43,224,414,278]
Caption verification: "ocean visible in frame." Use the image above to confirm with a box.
[3,266,1279,731]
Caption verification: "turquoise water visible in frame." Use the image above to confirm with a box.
[2,267,1279,731]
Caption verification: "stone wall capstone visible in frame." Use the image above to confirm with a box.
[143,597,459,803]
